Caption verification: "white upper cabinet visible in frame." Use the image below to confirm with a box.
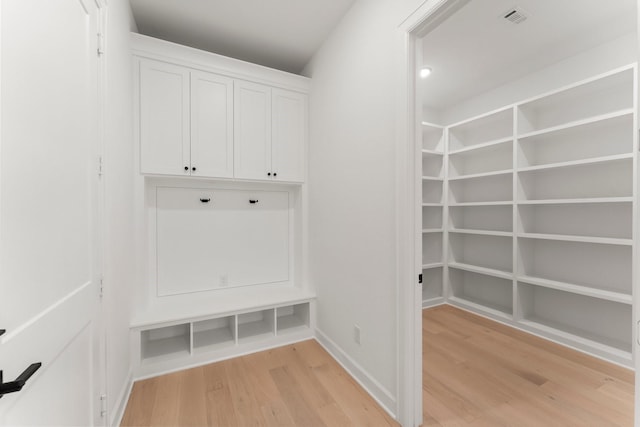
[191,71,234,178]
[139,59,190,175]
[234,80,272,180]
[234,82,307,182]
[135,39,308,183]
[272,89,307,182]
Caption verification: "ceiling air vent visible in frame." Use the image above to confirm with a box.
[502,7,528,24]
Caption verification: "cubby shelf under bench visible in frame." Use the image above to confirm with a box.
[131,288,315,378]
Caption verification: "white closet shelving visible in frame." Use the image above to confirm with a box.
[421,123,446,308]
[419,64,637,367]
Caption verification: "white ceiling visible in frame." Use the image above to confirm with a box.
[420,0,637,112]
[129,0,356,74]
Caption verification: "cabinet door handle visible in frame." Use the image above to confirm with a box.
[200,198,211,203]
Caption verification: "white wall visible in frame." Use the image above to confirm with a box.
[303,0,424,415]
[104,1,137,423]
[442,33,637,124]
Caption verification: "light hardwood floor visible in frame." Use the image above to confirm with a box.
[423,305,634,426]
[120,340,398,426]
[122,305,634,426]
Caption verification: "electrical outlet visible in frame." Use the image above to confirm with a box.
[354,325,361,345]
[220,274,228,287]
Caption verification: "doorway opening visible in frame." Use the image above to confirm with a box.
[409,0,638,424]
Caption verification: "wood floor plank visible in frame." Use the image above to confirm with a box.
[122,307,633,426]
[423,305,634,426]
[121,340,397,426]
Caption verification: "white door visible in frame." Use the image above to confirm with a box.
[234,80,272,180]
[0,0,104,425]
[271,89,306,182]
[139,59,190,176]
[191,70,234,178]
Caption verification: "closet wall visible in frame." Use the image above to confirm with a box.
[420,32,637,367]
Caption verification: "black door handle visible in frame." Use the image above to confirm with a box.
[249,200,259,204]
[200,198,211,203]
[0,363,42,398]
[0,330,5,337]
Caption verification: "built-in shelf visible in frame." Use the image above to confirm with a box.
[141,324,190,363]
[449,268,513,317]
[422,262,444,270]
[423,228,444,233]
[517,197,633,205]
[448,262,512,281]
[517,153,633,173]
[518,158,632,201]
[517,108,634,140]
[449,204,512,233]
[422,267,443,304]
[422,176,444,181]
[276,304,310,334]
[450,229,512,238]
[448,169,513,181]
[448,108,513,152]
[517,233,632,246]
[518,238,631,296]
[449,233,512,274]
[422,202,443,207]
[518,282,632,356]
[517,202,631,239]
[422,149,444,156]
[448,137,512,156]
[192,317,235,353]
[517,275,631,305]
[449,201,513,207]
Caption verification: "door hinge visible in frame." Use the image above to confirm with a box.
[98,155,104,178]
[99,276,104,299]
[100,394,107,417]
[418,274,423,284]
[97,33,105,57]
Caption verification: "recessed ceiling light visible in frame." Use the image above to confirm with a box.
[420,67,432,78]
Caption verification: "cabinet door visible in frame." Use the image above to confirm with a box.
[234,80,271,180]
[139,59,190,175]
[272,89,306,182]
[191,71,234,178]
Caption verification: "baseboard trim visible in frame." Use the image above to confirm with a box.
[110,370,134,427]
[314,329,397,419]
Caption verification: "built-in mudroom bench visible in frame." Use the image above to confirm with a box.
[130,33,313,379]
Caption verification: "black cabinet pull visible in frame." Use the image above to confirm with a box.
[192,167,196,172]
[273,172,277,177]
[249,200,259,204]
[200,198,211,203]
[267,172,271,176]
[184,166,189,171]
[0,363,42,398]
